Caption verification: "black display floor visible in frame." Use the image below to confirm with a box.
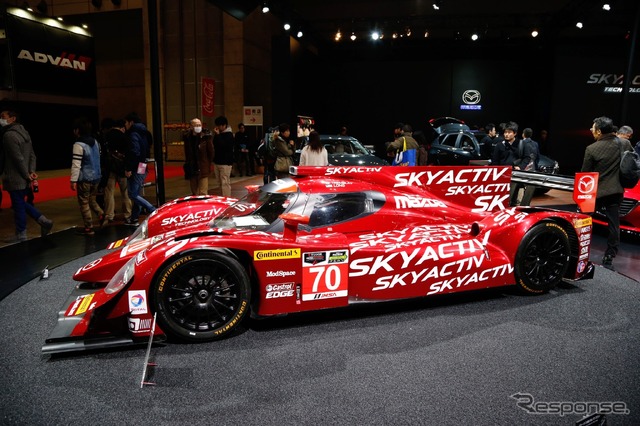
[1,251,639,425]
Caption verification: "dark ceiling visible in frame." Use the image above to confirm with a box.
[213,0,639,48]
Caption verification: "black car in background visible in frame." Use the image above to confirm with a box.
[295,135,389,166]
[427,118,559,174]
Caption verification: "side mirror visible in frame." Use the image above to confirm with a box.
[279,213,310,240]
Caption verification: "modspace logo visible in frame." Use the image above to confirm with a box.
[17,50,93,71]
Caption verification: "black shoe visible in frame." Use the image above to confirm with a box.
[124,218,139,227]
[602,255,615,271]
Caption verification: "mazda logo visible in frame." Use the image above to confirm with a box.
[578,175,596,193]
[462,90,481,104]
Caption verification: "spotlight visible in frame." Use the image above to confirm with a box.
[283,23,291,31]
[57,16,63,21]
[36,0,47,14]
[424,30,430,38]
[22,1,33,12]
[405,27,412,37]
[531,29,539,37]
[576,21,583,29]
[82,24,89,29]
[261,2,269,13]
[392,32,398,39]
[350,32,357,41]
[371,31,380,41]
[335,30,342,41]
[91,0,102,8]
[602,4,611,11]
[296,30,303,38]
[433,1,442,10]
[471,33,478,41]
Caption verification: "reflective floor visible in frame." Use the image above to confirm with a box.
[0,169,637,301]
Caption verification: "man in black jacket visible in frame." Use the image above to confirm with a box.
[491,121,522,206]
[213,116,235,197]
[582,116,633,270]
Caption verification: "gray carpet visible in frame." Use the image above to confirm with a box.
[1,251,639,425]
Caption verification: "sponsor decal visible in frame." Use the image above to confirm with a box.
[265,283,295,299]
[304,252,327,265]
[574,218,593,228]
[108,238,127,249]
[579,233,591,242]
[128,290,148,315]
[325,167,383,176]
[65,294,95,316]
[255,248,301,261]
[493,208,528,226]
[128,317,153,333]
[77,258,102,273]
[17,50,92,71]
[394,195,447,209]
[577,261,587,274]
[265,270,296,278]
[328,251,348,263]
[159,208,222,227]
[350,224,473,253]
[302,250,349,301]
[394,168,509,188]
[427,263,513,295]
[579,253,589,260]
[351,237,489,277]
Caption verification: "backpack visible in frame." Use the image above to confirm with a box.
[618,139,640,189]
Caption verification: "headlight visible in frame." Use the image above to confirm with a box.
[105,258,136,294]
[126,219,149,245]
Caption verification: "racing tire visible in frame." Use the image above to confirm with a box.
[153,251,251,342]
[514,222,570,294]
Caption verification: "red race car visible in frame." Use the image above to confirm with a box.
[43,165,595,354]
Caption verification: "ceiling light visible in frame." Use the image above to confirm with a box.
[576,21,583,29]
[424,30,430,38]
[350,32,357,41]
[433,1,441,11]
[392,32,398,39]
[296,30,303,38]
[335,30,342,41]
[261,2,269,13]
[471,33,478,41]
[57,16,63,21]
[531,30,539,37]
[602,4,611,11]
[82,24,89,29]
[283,23,291,31]
[371,31,380,41]
[405,28,412,37]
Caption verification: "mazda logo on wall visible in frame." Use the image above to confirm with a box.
[462,90,481,104]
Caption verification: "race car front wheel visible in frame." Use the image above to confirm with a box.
[514,222,570,294]
[153,251,251,341]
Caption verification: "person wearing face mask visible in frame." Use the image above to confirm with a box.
[0,109,53,242]
[183,117,214,196]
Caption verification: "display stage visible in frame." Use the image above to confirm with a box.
[1,250,639,425]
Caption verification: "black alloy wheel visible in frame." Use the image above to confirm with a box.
[514,222,570,294]
[153,252,251,341]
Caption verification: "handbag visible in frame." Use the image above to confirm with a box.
[392,137,417,166]
[274,156,293,173]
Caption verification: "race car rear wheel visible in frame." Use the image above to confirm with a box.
[514,222,570,294]
[153,252,251,341]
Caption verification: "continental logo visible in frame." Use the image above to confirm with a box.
[573,217,593,228]
[254,248,301,261]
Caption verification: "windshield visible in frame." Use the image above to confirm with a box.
[212,189,303,231]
